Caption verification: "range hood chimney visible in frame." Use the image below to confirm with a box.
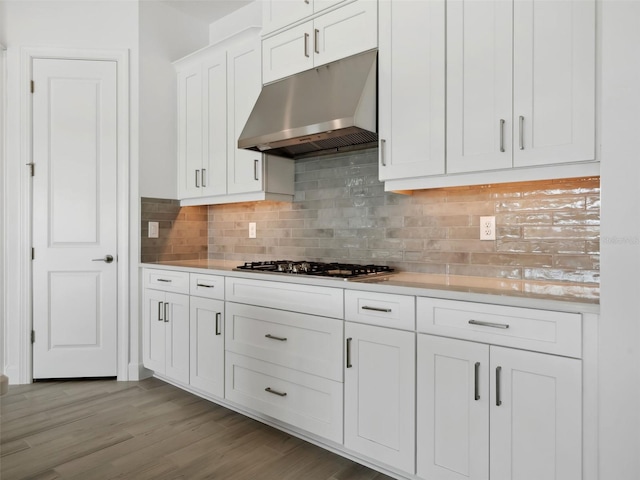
[238,50,377,159]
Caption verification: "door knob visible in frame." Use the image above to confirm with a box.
[92,255,114,263]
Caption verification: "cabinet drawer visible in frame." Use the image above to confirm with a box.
[189,273,224,300]
[225,277,343,318]
[143,268,189,294]
[225,352,343,444]
[345,290,415,330]
[226,303,343,381]
[417,298,582,358]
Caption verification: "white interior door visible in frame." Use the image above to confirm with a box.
[32,58,118,379]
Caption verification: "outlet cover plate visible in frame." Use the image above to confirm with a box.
[148,221,159,238]
[480,216,496,241]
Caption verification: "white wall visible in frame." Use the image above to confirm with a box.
[599,1,640,478]
[0,0,139,383]
[0,45,6,381]
[138,1,210,199]
[209,0,260,44]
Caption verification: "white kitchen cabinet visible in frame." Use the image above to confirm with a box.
[175,31,294,206]
[417,334,582,480]
[447,0,595,174]
[143,288,190,384]
[189,295,224,398]
[344,321,415,474]
[262,0,378,84]
[262,0,348,35]
[378,0,445,181]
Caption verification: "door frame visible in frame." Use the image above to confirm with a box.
[17,47,130,383]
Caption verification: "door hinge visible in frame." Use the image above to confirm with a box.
[31,247,35,260]
[27,163,35,176]
[30,80,34,93]
[31,330,35,344]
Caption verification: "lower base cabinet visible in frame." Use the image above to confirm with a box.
[417,334,582,480]
[189,296,224,398]
[344,322,415,474]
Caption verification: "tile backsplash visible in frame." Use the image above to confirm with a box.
[142,148,600,285]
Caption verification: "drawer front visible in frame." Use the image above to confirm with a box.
[225,352,343,444]
[345,290,415,330]
[189,273,225,300]
[226,303,343,381]
[144,268,189,294]
[225,277,343,318]
[417,298,582,358]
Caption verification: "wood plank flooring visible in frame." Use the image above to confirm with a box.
[0,378,394,480]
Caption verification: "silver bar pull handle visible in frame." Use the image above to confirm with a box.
[468,319,509,329]
[500,119,505,153]
[158,301,164,322]
[215,312,221,336]
[92,255,114,263]
[196,283,214,288]
[304,33,310,58]
[195,169,200,188]
[164,303,169,323]
[265,334,287,342]
[361,305,392,313]
[346,337,353,368]
[314,29,320,54]
[496,366,502,406]
[201,168,206,188]
[474,362,480,401]
[254,159,259,181]
[265,387,287,397]
[519,115,524,150]
[304,0,309,4]
[380,138,387,166]
[157,278,172,283]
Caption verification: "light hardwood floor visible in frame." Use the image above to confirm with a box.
[0,378,393,480]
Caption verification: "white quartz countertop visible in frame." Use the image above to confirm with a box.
[141,259,600,314]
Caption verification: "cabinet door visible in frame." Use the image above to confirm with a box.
[164,292,190,384]
[190,296,224,398]
[143,289,167,375]
[417,335,489,480]
[344,323,415,473]
[446,0,513,174]
[513,0,595,167]
[202,52,227,196]
[262,0,314,35]
[227,39,264,195]
[176,64,204,198]
[313,0,378,68]
[490,347,582,480]
[378,0,445,181]
[262,22,314,84]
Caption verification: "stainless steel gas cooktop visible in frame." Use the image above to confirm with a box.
[234,260,395,281]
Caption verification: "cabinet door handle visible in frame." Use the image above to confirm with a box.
[265,334,287,342]
[519,115,525,150]
[361,305,392,313]
[499,119,505,153]
[201,168,206,188]
[195,169,200,188]
[254,159,259,181]
[314,28,320,54]
[196,283,214,288]
[215,312,221,336]
[496,366,502,406]
[265,387,287,397]
[157,278,172,283]
[380,138,387,166]
[304,32,310,58]
[158,301,164,322]
[346,337,353,368]
[474,362,480,401]
[164,302,169,323]
[468,319,509,329]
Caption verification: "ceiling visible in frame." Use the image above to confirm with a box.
[158,0,253,24]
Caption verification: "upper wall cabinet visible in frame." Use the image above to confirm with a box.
[378,0,446,181]
[174,29,294,206]
[262,0,378,84]
[262,0,349,35]
[382,0,597,190]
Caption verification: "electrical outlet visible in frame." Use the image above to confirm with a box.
[480,216,496,241]
[148,221,159,238]
[249,222,257,239]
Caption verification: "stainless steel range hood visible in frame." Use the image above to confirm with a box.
[238,50,377,159]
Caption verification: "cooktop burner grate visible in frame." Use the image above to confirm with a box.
[235,260,395,281]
